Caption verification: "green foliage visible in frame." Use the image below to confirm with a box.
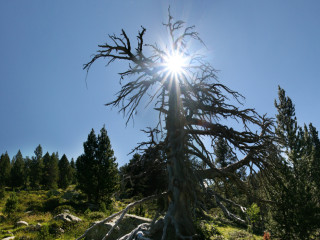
[76,129,98,202]
[37,224,50,240]
[120,144,167,198]
[43,196,61,212]
[84,208,91,215]
[99,201,108,213]
[42,152,59,189]
[228,229,256,240]
[54,205,75,215]
[86,211,106,220]
[70,158,77,184]
[76,126,119,204]
[4,192,18,217]
[247,203,260,225]
[10,150,25,188]
[29,144,44,189]
[0,152,11,187]
[0,187,5,200]
[196,220,222,240]
[270,86,320,239]
[247,203,260,233]
[58,154,72,189]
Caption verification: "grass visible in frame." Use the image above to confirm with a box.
[0,188,265,240]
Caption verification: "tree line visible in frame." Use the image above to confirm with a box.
[0,146,76,191]
[0,126,119,205]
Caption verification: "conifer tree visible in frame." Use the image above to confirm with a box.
[30,144,43,189]
[24,156,32,188]
[120,144,167,198]
[272,86,320,239]
[58,154,72,189]
[76,127,119,204]
[95,126,118,204]
[0,152,11,187]
[213,137,245,202]
[76,129,98,202]
[42,152,59,189]
[70,158,77,184]
[11,150,25,188]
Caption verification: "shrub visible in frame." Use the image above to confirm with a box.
[43,197,61,212]
[84,208,92,215]
[4,192,18,217]
[228,230,252,240]
[54,205,75,215]
[87,211,106,220]
[0,187,5,200]
[197,220,221,240]
[99,202,108,213]
[247,203,260,232]
[37,224,51,240]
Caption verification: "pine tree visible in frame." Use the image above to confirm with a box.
[120,144,167,198]
[76,127,119,204]
[24,156,32,188]
[11,150,25,188]
[213,137,246,202]
[0,152,11,187]
[271,86,320,239]
[95,126,119,204]
[76,129,98,202]
[30,144,44,189]
[70,158,77,184]
[42,152,59,189]
[214,137,237,168]
[58,154,72,189]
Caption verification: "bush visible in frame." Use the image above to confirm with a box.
[197,220,221,240]
[99,202,108,213]
[4,192,18,217]
[43,197,61,212]
[54,205,75,215]
[87,211,106,220]
[37,224,51,240]
[84,208,92,215]
[0,187,5,200]
[228,230,252,240]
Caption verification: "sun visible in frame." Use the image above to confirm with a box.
[164,51,187,75]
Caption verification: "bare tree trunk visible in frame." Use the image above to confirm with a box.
[165,81,195,238]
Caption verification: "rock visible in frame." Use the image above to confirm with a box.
[85,214,152,240]
[57,228,65,234]
[54,213,82,222]
[1,237,15,240]
[15,221,29,227]
[63,209,70,213]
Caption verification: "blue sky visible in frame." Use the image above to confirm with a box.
[1,0,319,166]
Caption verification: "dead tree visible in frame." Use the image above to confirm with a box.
[81,10,274,240]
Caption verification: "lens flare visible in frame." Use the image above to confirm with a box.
[164,52,187,75]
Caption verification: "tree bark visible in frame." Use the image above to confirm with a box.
[165,80,195,238]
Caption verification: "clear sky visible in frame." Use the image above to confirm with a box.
[1,0,319,166]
